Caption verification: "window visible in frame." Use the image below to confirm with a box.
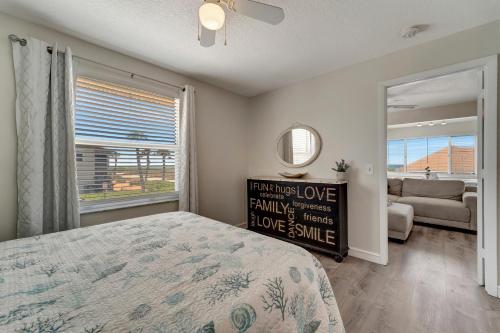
[451,136,476,174]
[426,136,449,173]
[387,135,476,174]
[406,138,427,172]
[75,77,179,211]
[291,128,315,164]
[387,140,405,172]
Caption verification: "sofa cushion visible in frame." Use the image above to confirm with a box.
[465,185,477,193]
[402,178,465,201]
[388,194,400,203]
[388,178,403,196]
[398,196,470,223]
[462,192,477,230]
[388,203,414,233]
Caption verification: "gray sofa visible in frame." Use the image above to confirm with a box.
[388,178,477,231]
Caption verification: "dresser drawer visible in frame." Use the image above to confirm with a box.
[247,178,348,262]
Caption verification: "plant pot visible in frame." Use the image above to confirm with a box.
[336,172,348,181]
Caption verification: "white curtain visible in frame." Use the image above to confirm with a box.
[12,37,80,238]
[179,85,198,213]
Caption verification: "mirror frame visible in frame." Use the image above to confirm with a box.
[275,123,322,168]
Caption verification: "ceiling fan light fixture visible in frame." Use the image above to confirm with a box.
[199,3,226,31]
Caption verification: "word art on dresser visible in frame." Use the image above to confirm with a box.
[247,177,348,262]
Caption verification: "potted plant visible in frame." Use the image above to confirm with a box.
[425,166,431,180]
[332,159,350,181]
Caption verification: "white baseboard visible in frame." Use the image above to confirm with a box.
[241,223,383,265]
[349,247,382,264]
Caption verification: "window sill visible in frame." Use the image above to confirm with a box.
[387,171,477,178]
[80,193,179,214]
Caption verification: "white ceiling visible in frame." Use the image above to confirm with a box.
[388,116,477,129]
[1,0,500,96]
[387,69,481,111]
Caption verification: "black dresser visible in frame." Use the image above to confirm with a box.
[247,177,348,262]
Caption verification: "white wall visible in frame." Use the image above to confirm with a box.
[248,21,500,262]
[388,101,477,125]
[387,118,477,139]
[0,12,250,241]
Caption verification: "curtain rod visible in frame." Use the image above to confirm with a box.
[8,34,185,92]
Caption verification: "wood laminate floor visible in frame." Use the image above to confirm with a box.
[314,225,500,333]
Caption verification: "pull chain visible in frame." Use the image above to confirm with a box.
[197,16,201,41]
[224,16,228,46]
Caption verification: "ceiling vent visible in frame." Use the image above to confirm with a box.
[401,24,429,38]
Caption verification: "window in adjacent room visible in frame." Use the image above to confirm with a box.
[406,137,428,172]
[387,139,405,172]
[387,135,476,175]
[451,136,476,174]
[74,77,180,211]
[426,136,449,173]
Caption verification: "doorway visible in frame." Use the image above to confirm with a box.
[378,57,498,297]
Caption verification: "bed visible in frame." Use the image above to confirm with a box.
[0,212,345,333]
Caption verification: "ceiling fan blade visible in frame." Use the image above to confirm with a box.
[200,26,216,47]
[236,0,285,25]
[387,105,417,109]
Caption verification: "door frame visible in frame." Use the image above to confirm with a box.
[377,56,498,297]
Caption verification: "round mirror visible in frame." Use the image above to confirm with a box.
[276,124,322,168]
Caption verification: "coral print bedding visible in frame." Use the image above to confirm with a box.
[0,212,345,333]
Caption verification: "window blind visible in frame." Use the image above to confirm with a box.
[75,77,179,206]
[291,128,314,164]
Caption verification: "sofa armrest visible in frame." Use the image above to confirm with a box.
[463,192,477,230]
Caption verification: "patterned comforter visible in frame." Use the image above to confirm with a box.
[0,212,345,333]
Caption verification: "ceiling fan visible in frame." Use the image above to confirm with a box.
[198,0,285,47]
[387,105,418,109]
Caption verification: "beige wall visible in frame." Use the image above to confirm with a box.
[0,12,249,241]
[388,101,477,125]
[81,202,179,227]
[248,22,500,262]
